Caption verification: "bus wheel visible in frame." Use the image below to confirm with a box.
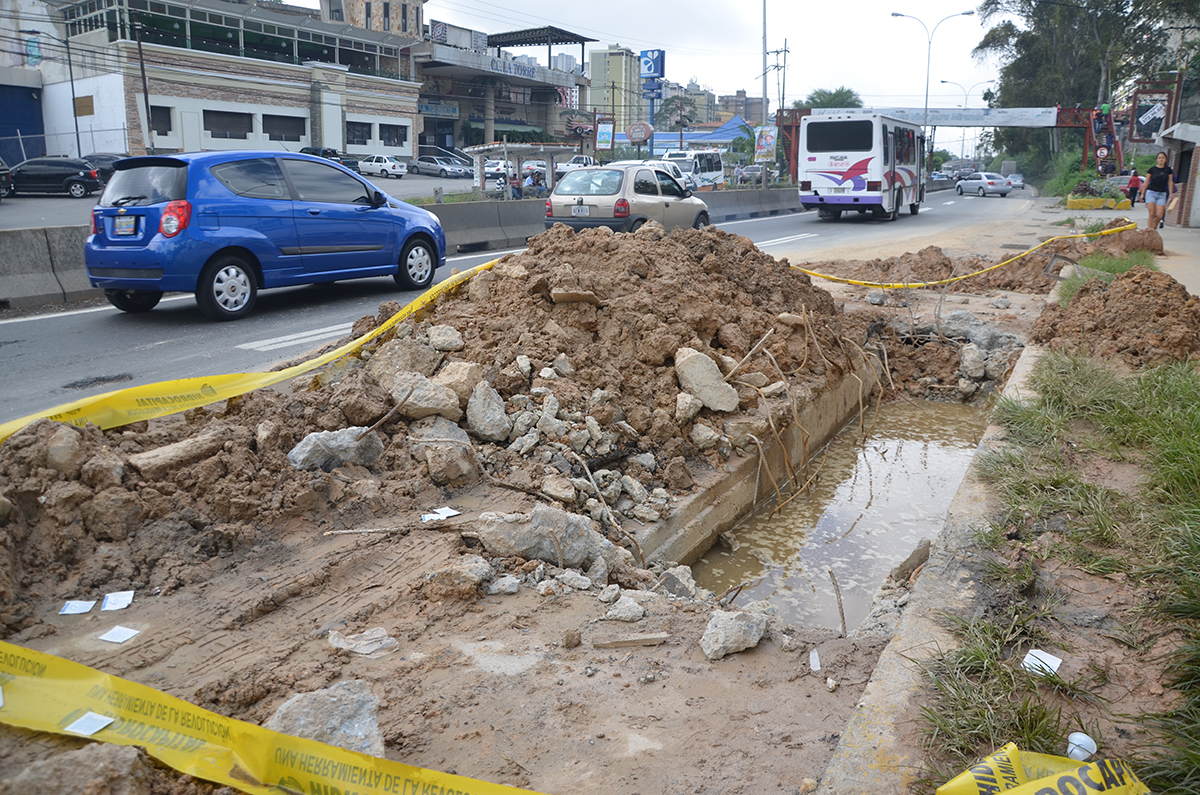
[909,202,920,216]
[818,207,839,220]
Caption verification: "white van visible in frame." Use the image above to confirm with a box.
[661,150,725,190]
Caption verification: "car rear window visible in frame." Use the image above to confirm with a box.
[210,158,288,199]
[557,169,623,196]
[99,161,187,206]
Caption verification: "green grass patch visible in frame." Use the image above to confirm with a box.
[920,350,1200,790]
[1056,250,1158,306]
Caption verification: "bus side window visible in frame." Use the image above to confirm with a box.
[883,126,889,164]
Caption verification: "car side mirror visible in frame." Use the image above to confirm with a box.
[372,190,385,207]
[682,189,692,198]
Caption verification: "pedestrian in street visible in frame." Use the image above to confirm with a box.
[1126,170,1140,206]
[1139,151,1176,230]
[735,164,745,186]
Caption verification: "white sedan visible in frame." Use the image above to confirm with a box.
[359,154,406,179]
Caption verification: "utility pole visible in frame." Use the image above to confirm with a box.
[135,16,154,155]
[761,0,767,194]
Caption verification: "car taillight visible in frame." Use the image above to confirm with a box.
[614,198,630,218]
[800,181,811,191]
[866,181,881,192]
[159,200,192,237]
[88,170,99,180]
[987,180,996,185]
[92,211,101,234]
[545,199,553,217]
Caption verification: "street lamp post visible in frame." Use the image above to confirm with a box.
[940,79,995,158]
[892,10,975,171]
[20,28,82,158]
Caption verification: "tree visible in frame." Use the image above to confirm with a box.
[730,122,757,159]
[799,86,863,109]
[654,96,698,132]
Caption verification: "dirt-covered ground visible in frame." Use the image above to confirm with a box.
[0,214,1184,794]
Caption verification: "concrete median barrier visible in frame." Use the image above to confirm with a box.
[426,202,505,252]
[0,225,98,309]
[496,200,546,248]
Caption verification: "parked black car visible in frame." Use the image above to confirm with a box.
[0,156,10,203]
[5,157,104,198]
[299,146,360,173]
[82,152,130,183]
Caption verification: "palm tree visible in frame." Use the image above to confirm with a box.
[798,87,863,109]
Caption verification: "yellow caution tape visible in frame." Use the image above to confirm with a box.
[0,261,497,445]
[794,220,1139,289]
[0,639,544,794]
[936,742,1149,795]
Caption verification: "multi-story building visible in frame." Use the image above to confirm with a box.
[588,44,643,130]
[686,80,716,124]
[718,89,769,125]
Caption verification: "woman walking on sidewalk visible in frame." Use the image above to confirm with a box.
[1139,151,1176,230]
[1126,170,1140,207]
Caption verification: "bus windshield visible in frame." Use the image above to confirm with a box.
[806,120,873,153]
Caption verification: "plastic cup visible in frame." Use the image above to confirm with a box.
[1066,732,1097,761]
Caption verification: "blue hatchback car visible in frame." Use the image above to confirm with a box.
[86,151,447,321]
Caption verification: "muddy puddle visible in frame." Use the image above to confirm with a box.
[692,401,987,631]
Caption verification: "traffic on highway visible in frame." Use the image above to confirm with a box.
[1,188,1031,426]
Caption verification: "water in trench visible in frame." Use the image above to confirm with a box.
[691,401,987,632]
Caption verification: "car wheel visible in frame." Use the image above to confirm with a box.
[0,182,10,198]
[67,181,87,199]
[1000,191,1008,197]
[104,289,162,313]
[693,212,710,229]
[394,237,436,290]
[439,169,448,178]
[196,255,257,321]
[978,187,986,197]
[629,219,646,232]
[956,186,963,195]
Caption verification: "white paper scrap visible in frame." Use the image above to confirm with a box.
[98,626,141,644]
[101,591,135,611]
[809,649,821,672]
[1022,648,1063,676]
[65,711,116,736]
[421,506,462,522]
[60,600,97,615]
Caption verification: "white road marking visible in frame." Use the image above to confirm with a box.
[942,200,956,205]
[236,322,354,352]
[0,295,191,326]
[757,233,819,247]
[716,214,802,228]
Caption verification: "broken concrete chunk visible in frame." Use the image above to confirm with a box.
[331,369,392,426]
[130,429,229,480]
[3,742,151,795]
[606,595,645,622]
[762,381,788,398]
[476,502,627,569]
[890,538,932,583]
[737,372,769,388]
[466,381,513,442]
[552,353,576,376]
[287,428,384,472]
[541,475,577,504]
[657,566,698,598]
[366,337,444,380]
[959,343,987,380]
[389,371,463,422]
[433,361,486,406]
[699,610,769,661]
[485,575,521,595]
[621,474,649,504]
[557,570,592,590]
[690,423,722,450]
[428,325,465,352]
[550,288,601,306]
[326,628,400,658]
[265,680,386,757]
[45,425,85,478]
[424,554,493,595]
[674,347,739,412]
[598,584,621,603]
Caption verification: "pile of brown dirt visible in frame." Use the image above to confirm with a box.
[800,226,1163,295]
[1031,266,1200,367]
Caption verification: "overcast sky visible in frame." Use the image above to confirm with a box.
[293,0,1012,154]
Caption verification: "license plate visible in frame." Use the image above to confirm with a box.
[826,187,848,194]
[571,205,590,217]
[114,215,137,235]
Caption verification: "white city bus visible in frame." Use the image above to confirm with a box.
[797,113,924,220]
[661,149,725,190]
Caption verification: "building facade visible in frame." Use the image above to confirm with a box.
[588,44,643,131]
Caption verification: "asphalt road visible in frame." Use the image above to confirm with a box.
[0,190,1038,426]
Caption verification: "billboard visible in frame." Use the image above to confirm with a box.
[1131,90,1173,142]
[754,126,777,163]
[596,122,615,150]
[639,50,665,79]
